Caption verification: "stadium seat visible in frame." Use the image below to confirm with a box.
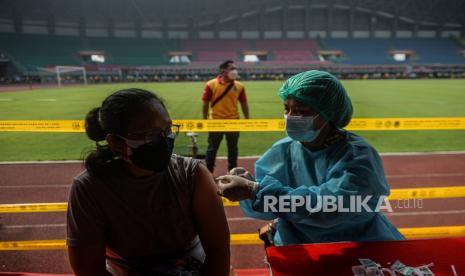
[323,38,464,64]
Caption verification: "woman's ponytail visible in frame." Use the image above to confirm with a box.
[85,107,106,142]
[84,107,115,176]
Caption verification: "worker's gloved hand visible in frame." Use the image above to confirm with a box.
[216,175,258,201]
[229,167,255,181]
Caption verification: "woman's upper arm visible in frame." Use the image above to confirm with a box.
[192,164,230,254]
[67,178,108,274]
[68,244,110,276]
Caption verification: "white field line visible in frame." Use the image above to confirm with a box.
[226,210,465,222]
[1,195,463,235]
[3,209,465,228]
[35,99,57,102]
[0,185,71,189]
[0,160,84,164]
[1,172,464,189]
[380,151,465,156]
[1,173,464,190]
[385,209,465,216]
[387,173,465,178]
[1,151,465,165]
[1,224,66,229]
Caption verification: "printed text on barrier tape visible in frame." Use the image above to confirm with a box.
[1,118,465,132]
[0,120,86,132]
[2,226,465,250]
[1,186,465,212]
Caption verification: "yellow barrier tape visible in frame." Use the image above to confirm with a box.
[0,240,65,251]
[175,119,284,132]
[347,117,465,131]
[230,226,465,244]
[1,226,465,250]
[0,203,68,213]
[230,234,262,245]
[1,118,465,132]
[399,225,465,240]
[389,186,465,200]
[222,186,465,207]
[222,198,239,207]
[0,120,85,132]
[2,186,465,213]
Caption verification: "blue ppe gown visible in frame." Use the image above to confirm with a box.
[240,132,404,246]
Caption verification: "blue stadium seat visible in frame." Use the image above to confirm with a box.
[323,38,464,64]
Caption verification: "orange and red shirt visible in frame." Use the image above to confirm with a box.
[201,76,247,119]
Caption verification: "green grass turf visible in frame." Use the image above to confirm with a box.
[0,79,464,161]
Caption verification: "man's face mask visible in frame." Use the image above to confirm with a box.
[227,69,238,80]
[118,127,176,172]
[285,114,324,143]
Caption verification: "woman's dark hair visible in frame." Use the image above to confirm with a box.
[84,88,166,176]
[219,60,234,70]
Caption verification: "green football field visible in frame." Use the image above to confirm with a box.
[1,79,465,161]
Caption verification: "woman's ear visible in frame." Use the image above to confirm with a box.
[106,134,125,156]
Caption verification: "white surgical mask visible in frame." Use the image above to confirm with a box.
[285,114,323,142]
[227,69,238,80]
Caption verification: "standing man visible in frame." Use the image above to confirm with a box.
[202,60,249,173]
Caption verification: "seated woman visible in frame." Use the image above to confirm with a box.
[217,70,404,246]
[67,88,230,276]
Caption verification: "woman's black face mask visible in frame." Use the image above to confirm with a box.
[125,136,175,172]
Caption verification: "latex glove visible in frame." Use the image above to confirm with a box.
[216,175,258,201]
[229,167,255,181]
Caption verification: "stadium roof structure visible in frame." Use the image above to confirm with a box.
[1,0,464,37]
